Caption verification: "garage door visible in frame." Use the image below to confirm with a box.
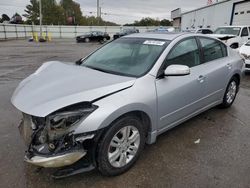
[232,1,250,25]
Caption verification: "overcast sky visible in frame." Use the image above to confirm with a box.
[0,0,208,24]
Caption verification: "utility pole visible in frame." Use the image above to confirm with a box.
[99,7,102,18]
[39,0,42,39]
[97,0,99,18]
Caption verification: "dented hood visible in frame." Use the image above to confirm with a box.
[11,61,135,117]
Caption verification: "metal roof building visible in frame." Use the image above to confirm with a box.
[171,0,250,30]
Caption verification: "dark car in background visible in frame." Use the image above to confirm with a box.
[76,31,110,43]
[113,28,139,39]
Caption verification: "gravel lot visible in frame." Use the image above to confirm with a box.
[0,39,250,188]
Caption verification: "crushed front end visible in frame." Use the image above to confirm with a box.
[18,103,101,178]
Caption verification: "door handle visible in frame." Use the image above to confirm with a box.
[197,75,205,83]
[226,63,232,70]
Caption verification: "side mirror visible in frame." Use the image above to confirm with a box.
[75,58,83,65]
[164,65,190,76]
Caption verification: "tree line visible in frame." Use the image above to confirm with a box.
[0,0,172,26]
[124,17,172,26]
[23,0,118,26]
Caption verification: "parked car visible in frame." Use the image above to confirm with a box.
[210,26,250,49]
[239,40,250,72]
[76,31,110,43]
[148,27,175,33]
[182,28,213,34]
[12,33,244,178]
[113,28,139,39]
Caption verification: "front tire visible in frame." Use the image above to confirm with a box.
[220,77,239,108]
[97,116,146,176]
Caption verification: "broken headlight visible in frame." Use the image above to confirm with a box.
[48,102,98,129]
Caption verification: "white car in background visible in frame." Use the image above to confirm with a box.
[182,28,213,34]
[211,26,250,49]
[239,40,250,72]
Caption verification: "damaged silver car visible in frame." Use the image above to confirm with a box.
[11,33,244,178]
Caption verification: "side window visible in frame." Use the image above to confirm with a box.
[220,43,227,57]
[241,27,249,37]
[199,38,225,63]
[164,38,200,68]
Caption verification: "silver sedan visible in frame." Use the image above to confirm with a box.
[11,33,244,178]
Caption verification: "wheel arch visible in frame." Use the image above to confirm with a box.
[232,73,240,84]
[103,110,153,142]
[230,42,239,49]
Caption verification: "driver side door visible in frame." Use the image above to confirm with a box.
[156,37,206,132]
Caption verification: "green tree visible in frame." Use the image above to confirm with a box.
[160,19,172,26]
[10,13,23,24]
[23,0,118,26]
[0,14,10,23]
[60,0,83,25]
[125,17,172,26]
[42,0,65,25]
[24,0,65,25]
[23,0,39,24]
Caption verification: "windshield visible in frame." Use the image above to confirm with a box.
[214,27,241,36]
[81,38,170,77]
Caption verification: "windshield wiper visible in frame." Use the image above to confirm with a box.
[85,65,113,74]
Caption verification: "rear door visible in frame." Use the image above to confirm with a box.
[197,37,230,105]
[156,37,206,131]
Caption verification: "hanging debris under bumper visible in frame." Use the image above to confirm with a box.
[24,150,86,168]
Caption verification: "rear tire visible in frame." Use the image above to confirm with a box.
[97,116,146,176]
[220,77,239,108]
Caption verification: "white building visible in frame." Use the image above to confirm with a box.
[171,0,250,31]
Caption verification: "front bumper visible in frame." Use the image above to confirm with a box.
[25,150,86,168]
[19,114,88,168]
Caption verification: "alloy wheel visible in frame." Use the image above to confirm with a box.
[226,80,237,104]
[108,126,140,168]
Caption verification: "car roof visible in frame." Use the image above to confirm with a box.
[124,32,190,41]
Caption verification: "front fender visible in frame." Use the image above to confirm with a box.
[74,75,157,135]
[74,94,156,134]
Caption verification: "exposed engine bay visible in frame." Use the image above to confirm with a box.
[19,102,99,170]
